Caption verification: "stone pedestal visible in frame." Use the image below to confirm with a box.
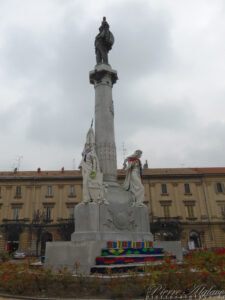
[46,185,153,274]
[71,190,153,242]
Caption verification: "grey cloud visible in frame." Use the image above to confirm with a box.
[149,121,225,168]
[0,1,224,170]
[114,92,196,140]
[1,26,49,79]
[0,12,95,148]
[109,3,174,79]
[0,2,174,152]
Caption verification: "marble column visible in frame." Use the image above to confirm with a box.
[89,64,118,183]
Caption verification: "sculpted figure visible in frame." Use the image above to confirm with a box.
[123,150,145,207]
[79,127,108,204]
[95,17,114,65]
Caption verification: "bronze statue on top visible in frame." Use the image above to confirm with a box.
[95,17,114,65]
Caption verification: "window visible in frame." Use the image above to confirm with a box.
[163,206,170,218]
[69,185,76,196]
[68,207,74,219]
[15,186,21,197]
[184,183,191,194]
[221,205,225,218]
[13,208,19,220]
[161,184,167,194]
[46,207,52,221]
[187,205,195,218]
[216,183,223,193]
[46,186,53,196]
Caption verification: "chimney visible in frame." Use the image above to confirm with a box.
[143,160,149,169]
[61,167,64,173]
[37,168,41,173]
[14,168,17,174]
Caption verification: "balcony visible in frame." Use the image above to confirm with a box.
[150,217,183,241]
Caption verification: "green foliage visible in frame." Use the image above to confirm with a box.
[0,251,11,262]
[0,249,223,298]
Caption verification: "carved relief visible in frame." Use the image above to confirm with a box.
[96,142,117,179]
[109,100,114,116]
[104,206,137,231]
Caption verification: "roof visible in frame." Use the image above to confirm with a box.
[146,167,225,175]
[0,167,224,180]
[119,167,225,177]
[0,170,82,180]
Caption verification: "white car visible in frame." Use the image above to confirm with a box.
[13,250,26,259]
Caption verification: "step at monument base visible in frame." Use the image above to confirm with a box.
[45,240,182,275]
[90,242,176,274]
[96,254,167,265]
[91,263,154,274]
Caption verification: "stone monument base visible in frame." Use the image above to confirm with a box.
[45,185,182,274]
[71,201,153,242]
[45,239,182,274]
[45,240,106,274]
[154,241,183,260]
[71,184,153,242]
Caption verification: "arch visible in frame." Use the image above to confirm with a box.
[41,232,52,256]
[189,230,202,249]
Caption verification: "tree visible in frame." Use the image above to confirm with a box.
[0,219,26,252]
[30,209,50,257]
[57,218,74,241]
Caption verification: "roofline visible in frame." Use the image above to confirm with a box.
[0,167,224,182]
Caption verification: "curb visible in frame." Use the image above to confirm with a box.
[0,295,111,300]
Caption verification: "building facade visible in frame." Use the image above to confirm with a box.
[0,167,224,255]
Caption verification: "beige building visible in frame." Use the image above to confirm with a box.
[0,167,224,255]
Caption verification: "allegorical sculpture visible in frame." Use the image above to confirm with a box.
[123,150,145,207]
[79,127,108,204]
[95,17,114,65]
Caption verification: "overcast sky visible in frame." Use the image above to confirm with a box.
[0,0,224,171]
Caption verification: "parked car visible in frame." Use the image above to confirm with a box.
[182,247,190,256]
[13,250,26,259]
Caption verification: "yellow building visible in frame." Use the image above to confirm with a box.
[0,167,224,255]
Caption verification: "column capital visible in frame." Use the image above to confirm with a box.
[89,64,118,85]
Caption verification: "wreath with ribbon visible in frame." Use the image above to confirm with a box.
[89,171,96,179]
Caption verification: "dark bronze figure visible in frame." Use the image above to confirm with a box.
[95,17,114,65]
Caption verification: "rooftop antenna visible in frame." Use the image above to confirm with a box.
[12,155,23,171]
[122,142,127,161]
[17,155,23,170]
[72,158,76,170]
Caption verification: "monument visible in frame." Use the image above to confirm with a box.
[45,18,181,274]
[71,16,152,243]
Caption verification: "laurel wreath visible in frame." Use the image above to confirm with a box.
[89,171,96,179]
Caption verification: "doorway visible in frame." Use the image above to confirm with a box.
[189,231,201,249]
[41,232,52,256]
